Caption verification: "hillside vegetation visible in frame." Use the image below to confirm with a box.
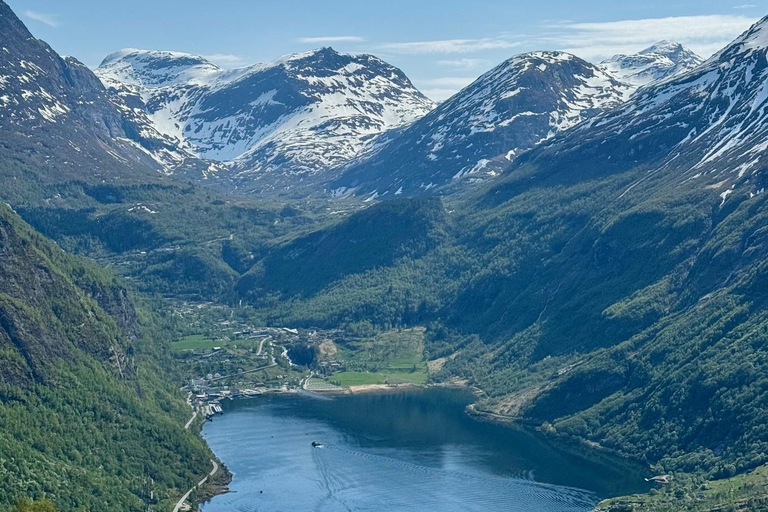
[0,204,213,511]
[228,104,768,479]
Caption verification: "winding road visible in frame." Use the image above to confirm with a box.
[172,459,219,512]
[256,336,269,356]
[184,409,197,430]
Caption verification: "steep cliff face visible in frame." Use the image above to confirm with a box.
[0,203,212,511]
[0,0,217,190]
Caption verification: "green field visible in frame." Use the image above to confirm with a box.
[329,328,429,387]
[330,370,428,387]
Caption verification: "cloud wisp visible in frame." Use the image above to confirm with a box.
[543,14,759,60]
[298,36,365,44]
[437,58,491,70]
[201,54,249,67]
[378,38,521,55]
[24,10,59,28]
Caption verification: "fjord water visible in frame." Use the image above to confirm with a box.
[201,389,648,512]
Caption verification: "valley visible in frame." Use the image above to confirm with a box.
[2,1,768,511]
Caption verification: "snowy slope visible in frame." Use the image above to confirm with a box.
[332,51,632,198]
[0,2,215,182]
[600,41,703,89]
[522,16,768,204]
[96,48,435,193]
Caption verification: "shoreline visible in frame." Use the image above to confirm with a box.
[308,379,476,396]
[179,402,232,512]
[186,382,651,512]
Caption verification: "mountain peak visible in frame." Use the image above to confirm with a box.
[600,41,702,88]
[557,15,768,203]
[95,45,434,191]
[640,40,685,55]
[332,50,632,197]
[99,48,218,69]
[97,49,221,90]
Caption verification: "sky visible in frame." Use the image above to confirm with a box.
[7,0,768,101]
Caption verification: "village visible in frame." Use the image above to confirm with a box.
[169,300,432,418]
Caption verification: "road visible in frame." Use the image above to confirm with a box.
[256,336,269,356]
[172,459,219,512]
[184,409,197,430]
[207,362,277,382]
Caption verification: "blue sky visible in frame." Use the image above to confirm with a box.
[7,0,767,100]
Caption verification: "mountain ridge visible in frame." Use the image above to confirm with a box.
[330,51,633,198]
[0,1,219,185]
[0,201,215,511]
[96,46,435,193]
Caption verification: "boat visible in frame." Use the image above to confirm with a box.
[311,441,323,448]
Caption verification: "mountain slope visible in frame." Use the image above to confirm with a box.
[96,48,435,193]
[236,16,768,477]
[529,19,768,204]
[600,41,702,88]
[0,1,216,188]
[331,51,632,198]
[0,203,213,511]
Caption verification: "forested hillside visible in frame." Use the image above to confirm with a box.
[0,203,213,511]
[228,17,768,479]
[3,0,768,507]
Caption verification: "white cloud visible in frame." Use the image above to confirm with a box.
[733,4,757,9]
[297,36,365,44]
[201,54,248,67]
[437,58,490,70]
[378,38,520,54]
[417,77,476,89]
[543,15,759,61]
[24,10,59,28]
[420,88,460,102]
[415,76,476,102]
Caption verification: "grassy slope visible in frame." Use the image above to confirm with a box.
[0,204,212,511]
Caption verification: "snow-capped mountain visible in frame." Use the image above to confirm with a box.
[0,1,214,182]
[331,51,632,198]
[96,48,435,193]
[521,17,768,204]
[600,41,703,89]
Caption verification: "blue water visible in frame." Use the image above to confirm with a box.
[201,389,648,512]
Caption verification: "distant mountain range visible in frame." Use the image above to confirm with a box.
[91,39,702,197]
[330,51,633,198]
[96,47,434,193]
[1,0,705,199]
[331,42,704,198]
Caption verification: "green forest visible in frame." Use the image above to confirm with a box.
[0,204,213,511]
